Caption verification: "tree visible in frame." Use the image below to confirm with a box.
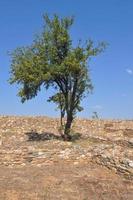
[9,14,106,140]
[92,111,99,119]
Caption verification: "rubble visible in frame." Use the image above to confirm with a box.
[0,116,133,180]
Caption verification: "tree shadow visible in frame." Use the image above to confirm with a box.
[25,130,62,141]
[70,132,81,141]
[25,130,81,142]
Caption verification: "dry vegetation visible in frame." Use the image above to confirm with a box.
[0,116,133,199]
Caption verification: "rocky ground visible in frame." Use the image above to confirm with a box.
[0,116,133,199]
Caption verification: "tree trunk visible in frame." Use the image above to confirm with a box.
[60,112,63,127]
[64,112,73,140]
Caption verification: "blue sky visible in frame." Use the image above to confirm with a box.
[0,0,133,119]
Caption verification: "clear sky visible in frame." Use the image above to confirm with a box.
[0,0,133,119]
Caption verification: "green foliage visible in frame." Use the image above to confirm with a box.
[9,14,106,139]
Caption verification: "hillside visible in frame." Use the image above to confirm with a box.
[0,116,133,199]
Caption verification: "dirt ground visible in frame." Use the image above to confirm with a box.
[0,162,133,200]
[0,116,133,199]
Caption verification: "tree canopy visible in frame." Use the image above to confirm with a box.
[9,14,106,140]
